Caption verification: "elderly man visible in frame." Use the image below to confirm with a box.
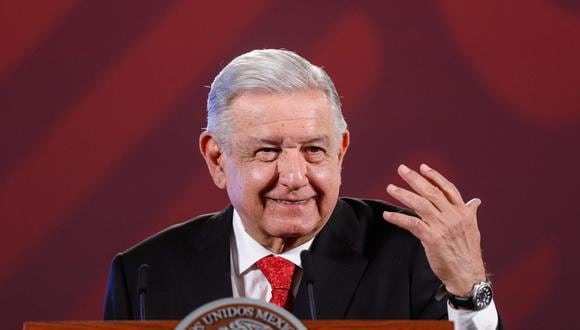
[104,49,500,328]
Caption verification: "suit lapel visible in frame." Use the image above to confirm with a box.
[293,199,368,319]
[171,200,368,319]
[177,206,234,314]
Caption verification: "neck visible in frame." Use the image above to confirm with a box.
[264,236,301,254]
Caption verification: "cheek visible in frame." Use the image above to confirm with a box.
[242,163,277,197]
[308,163,342,193]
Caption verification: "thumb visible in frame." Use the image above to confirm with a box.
[466,198,482,212]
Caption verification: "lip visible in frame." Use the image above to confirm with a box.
[266,197,316,205]
[273,199,308,205]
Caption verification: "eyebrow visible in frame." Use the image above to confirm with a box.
[247,135,330,145]
[300,136,330,144]
[246,137,282,145]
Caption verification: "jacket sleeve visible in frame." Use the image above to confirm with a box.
[103,253,133,320]
[409,243,448,320]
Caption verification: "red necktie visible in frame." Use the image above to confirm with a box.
[256,255,296,309]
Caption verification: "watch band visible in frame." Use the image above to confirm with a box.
[447,281,493,311]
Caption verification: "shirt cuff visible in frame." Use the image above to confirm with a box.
[447,299,498,330]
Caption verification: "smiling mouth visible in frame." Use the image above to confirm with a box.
[270,198,312,205]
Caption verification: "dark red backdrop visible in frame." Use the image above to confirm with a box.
[1,1,579,329]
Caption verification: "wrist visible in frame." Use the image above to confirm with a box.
[445,272,487,297]
[447,281,493,311]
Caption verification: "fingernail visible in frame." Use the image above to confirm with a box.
[399,164,410,173]
[420,163,431,171]
[387,184,397,192]
[383,211,393,222]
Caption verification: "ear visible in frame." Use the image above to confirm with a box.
[199,131,227,189]
[337,130,350,164]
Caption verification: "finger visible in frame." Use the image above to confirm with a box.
[419,163,464,205]
[466,198,482,212]
[397,164,450,212]
[383,210,429,241]
[387,183,439,220]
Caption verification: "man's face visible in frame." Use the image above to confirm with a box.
[215,89,349,251]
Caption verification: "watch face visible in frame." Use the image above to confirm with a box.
[474,284,493,309]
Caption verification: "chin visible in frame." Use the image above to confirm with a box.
[267,220,321,240]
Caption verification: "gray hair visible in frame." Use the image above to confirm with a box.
[206,49,347,149]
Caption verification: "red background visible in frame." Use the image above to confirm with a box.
[1,1,579,329]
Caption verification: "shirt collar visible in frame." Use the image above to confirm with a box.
[232,208,313,275]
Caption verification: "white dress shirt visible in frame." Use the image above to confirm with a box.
[229,209,498,329]
[230,209,313,301]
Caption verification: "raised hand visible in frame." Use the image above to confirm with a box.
[383,163,486,296]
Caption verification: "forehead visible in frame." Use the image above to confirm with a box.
[230,89,335,137]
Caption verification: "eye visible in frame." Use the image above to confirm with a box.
[304,146,325,161]
[305,146,323,153]
[255,147,279,162]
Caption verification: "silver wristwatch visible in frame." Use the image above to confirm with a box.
[447,281,493,311]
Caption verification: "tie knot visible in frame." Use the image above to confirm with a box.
[256,255,295,290]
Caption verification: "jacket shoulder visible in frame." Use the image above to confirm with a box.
[337,196,416,232]
[120,206,232,265]
[339,197,414,217]
[333,197,420,251]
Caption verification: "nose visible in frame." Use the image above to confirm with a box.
[277,150,308,190]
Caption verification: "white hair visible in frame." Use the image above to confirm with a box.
[206,49,347,149]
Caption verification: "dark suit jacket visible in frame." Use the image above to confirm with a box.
[104,197,448,320]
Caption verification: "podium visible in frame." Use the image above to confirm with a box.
[24,320,453,329]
